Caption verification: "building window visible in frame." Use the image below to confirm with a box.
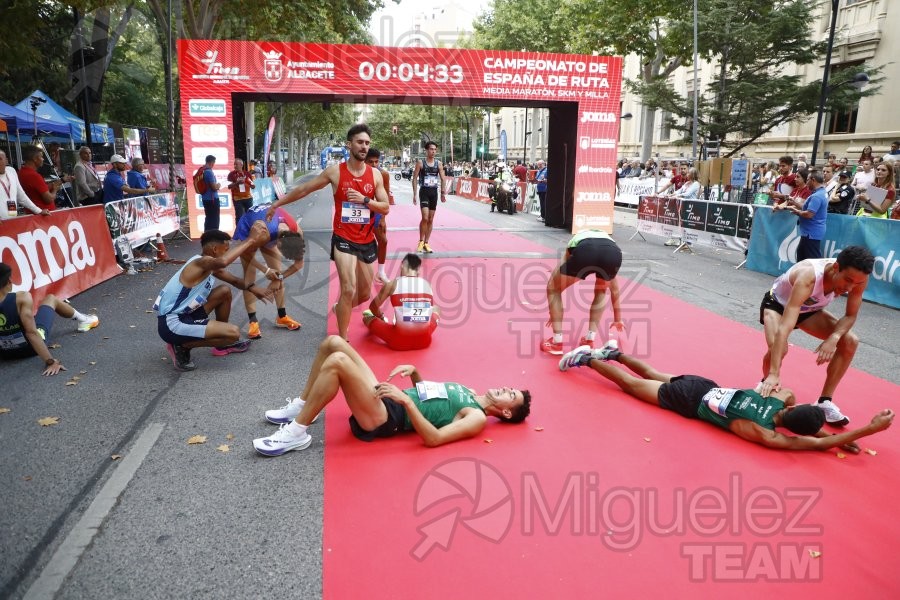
[660,110,671,141]
[826,62,863,135]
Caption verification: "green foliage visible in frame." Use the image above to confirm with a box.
[0,1,74,107]
[100,13,166,128]
[636,0,880,155]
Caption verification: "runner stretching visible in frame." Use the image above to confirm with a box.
[266,124,390,340]
[412,141,448,253]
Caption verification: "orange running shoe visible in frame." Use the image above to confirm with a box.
[248,321,262,339]
[275,315,302,331]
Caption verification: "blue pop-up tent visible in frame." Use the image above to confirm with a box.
[0,99,71,137]
[14,89,113,144]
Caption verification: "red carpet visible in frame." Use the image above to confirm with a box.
[320,223,899,597]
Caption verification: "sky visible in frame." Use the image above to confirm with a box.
[368,0,490,46]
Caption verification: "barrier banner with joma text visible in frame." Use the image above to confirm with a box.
[0,207,120,304]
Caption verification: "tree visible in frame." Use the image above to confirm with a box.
[471,0,691,161]
[635,0,879,157]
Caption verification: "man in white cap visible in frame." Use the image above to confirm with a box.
[102,154,144,203]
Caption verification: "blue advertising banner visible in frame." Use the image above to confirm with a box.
[251,177,278,206]
[747,207,900,308]
[499,130,507,161]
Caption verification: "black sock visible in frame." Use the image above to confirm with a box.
[248,312,257,323]
[277,307,287,318]
[608,349,622,362]
[818,396,831,404]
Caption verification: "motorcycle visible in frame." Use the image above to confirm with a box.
[394,167,413,181]
[491,180,518,215]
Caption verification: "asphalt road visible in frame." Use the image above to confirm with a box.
[1,175,897,599]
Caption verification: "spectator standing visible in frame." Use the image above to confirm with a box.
[199,155,221,231]
[126,157,157,197]
[228,158,255,222]
[788,170,811,204]
[73,146,103,206]
[777,172,827,261]
[822,165,837,198]
[18,145,62,212]
[103,155,143,204]
[759,161,778,194]
[535,159,548,223]
[858,145,874,165]
[671,167,701,199]
[828,170,855,215]
[888,141,900,157]
[850,159,875,191]
[856,162,895,218]
[249,159,262,178]
[513,159,527,182]
[0,150,49,219]
[769,156,797,205]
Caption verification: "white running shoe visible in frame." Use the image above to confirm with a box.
[265,397,319,424]
[559,345,593,371]
[253,424,313,456]
[818,400,850,427]
[77,315,100,332]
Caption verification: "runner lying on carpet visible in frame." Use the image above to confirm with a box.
[558,343,893,452]
[253,335,531,456]
[362,253,440,351]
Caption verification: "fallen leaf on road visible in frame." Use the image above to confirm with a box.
[644,437,651,442]
[836,452,846,459]
[0,408,10,415]
[23,475,32,481]
[48,343,62,349]
[187,435,207,445]
[79,371,87,375]
[89,361,97,365]
[483,439,493,444]
[38,417,60,426]
[534,427,544,432]
[145,310,154,313]
[111,455,122,461]
[809,550,822,558]
[71,376,81,381]
[65,381,78,386]
[129,325,136,328]
[217,444,230,453]
[865,448,877,456]
[225,433,235,440]
[102,336,110,340]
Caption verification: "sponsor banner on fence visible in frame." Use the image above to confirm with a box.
[636,195,752,251]
[0,207,120,304]
[746,207,900,309]
[105,193,180,248]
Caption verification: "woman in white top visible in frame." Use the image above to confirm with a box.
[672,167,701,199]
[758,161,777,194]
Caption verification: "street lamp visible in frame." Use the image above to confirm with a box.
[811,0,869,167]
[618,113,633,156]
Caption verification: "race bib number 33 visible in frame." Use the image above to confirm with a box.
[341,201,370,224]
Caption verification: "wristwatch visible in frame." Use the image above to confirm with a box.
[45,357,57,366]
[363,197,371,205]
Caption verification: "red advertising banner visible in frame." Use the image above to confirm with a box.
[0,207,121,304]
[178,40,622,237]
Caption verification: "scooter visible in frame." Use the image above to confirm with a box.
[394,167,413,181]
[491,181,518,215]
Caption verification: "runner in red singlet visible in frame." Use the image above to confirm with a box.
[267,124,390,340]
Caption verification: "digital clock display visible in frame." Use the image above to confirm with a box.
[358,61,464,84]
